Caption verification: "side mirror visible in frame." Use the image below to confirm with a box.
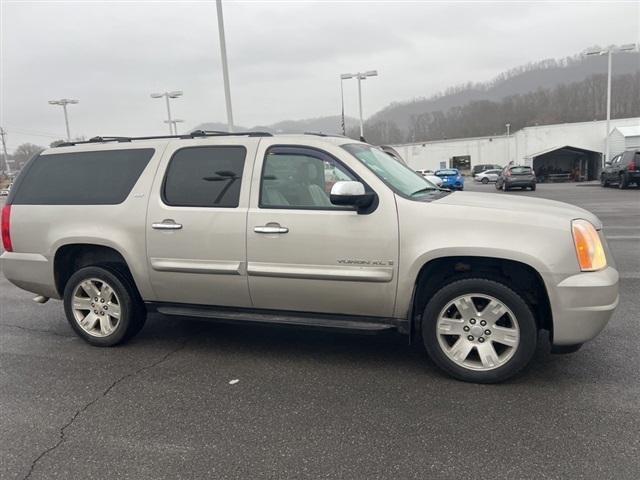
[330,181,376,213]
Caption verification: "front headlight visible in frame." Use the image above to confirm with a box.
[571,219,607,271]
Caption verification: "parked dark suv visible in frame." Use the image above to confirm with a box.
[496,165,536,191]
[601,150,640,189]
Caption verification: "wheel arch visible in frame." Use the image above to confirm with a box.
[53,243,142,299]
[408,255,553,343]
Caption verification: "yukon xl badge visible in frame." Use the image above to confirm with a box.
[337,259,394,266]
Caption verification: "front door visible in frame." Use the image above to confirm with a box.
[146,138,258,307]
[246,143,399,318]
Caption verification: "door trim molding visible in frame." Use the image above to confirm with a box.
[246,262,393,282]
[150,258,243,275]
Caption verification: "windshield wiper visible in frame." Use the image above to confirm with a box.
[410,187,439,196]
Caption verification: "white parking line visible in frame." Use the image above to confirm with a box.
[605,235,640,240]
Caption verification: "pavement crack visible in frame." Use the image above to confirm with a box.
[22,337,193,480]
[0,323,73,338]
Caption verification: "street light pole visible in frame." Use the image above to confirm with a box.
[151,91,183,135]
[505,123,511,164]
[583,43,638,169]
[165,119,184,135]
[340,70,378,141]
[164,94,174,134]
[340,76,346,136]
[48,99,79,141]
[605,49,612,167]
[216,0,234,132]
[357,75,364,140]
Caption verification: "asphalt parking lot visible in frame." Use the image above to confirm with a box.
[1,182,639,480]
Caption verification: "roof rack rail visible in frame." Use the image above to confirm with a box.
[54,130,273,147]
[303,132,346,138]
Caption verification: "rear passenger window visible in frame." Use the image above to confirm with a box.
[163,146,246,208]
[11,148,154,205]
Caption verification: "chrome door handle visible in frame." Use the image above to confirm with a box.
[254,224,289,234]
[152,219,183,230]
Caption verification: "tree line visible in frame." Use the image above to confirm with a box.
[352,72,640,145]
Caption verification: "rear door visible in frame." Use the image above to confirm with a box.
[245,141,399,317]
[146,138,258,306]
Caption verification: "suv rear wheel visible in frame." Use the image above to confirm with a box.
[63,266,146,346]
[421,278,537,383]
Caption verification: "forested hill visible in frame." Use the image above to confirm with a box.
[353,70,639,145]
[368,53,640,131]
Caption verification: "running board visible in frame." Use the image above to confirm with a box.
[148,303,401,334]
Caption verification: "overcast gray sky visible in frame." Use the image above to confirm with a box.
[1,0,638,150]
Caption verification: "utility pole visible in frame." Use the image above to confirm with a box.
[0,127,11,176]
[216,0,234,132]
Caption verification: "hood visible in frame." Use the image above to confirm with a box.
[433,191,602,228]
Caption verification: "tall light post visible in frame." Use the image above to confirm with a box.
[151,91,183,134]
[216,0,234,132]
[48,99,79,141]
[583,43,638,168]
[505,123,511,164]
[341,70,378,141]
[339,74,350,136]
[166,119,184,135]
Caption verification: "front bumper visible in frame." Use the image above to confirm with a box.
[548,266,619,345]
[0,251,59,299]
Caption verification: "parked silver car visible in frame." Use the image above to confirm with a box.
[0,132,619,383]
[474,169,502,184]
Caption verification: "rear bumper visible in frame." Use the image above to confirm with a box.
[506,179,535,187]
[548,266,619,346]
[0,251,59,299]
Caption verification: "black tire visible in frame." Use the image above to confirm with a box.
[600,174,609,187]
[495,182,501,190]
[530,184,536,191]
[618,174,628,189]
[63,266,146,346]
[421,278,538,383]
[481,177,489,184]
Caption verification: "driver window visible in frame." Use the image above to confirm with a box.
[260,150,356,209]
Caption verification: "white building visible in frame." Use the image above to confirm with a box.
[391,117,640,181]
[608,125,640,157]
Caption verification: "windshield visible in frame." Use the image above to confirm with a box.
[511,166,532,174]
[342,144,442,198]
[435,170,458,176]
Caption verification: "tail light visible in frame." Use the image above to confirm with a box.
[629,161,637,172]
[1,205,12,252]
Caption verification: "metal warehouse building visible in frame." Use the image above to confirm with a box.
[391,117,640,181]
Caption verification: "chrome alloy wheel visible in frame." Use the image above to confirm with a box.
[71,278,121,337]
[436,293,520,371]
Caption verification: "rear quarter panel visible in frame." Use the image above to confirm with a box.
[7,143,166,299]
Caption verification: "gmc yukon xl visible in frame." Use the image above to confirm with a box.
[0,131,619,382]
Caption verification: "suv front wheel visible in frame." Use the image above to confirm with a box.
[63,266,146,346]
[422,278,537,383]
